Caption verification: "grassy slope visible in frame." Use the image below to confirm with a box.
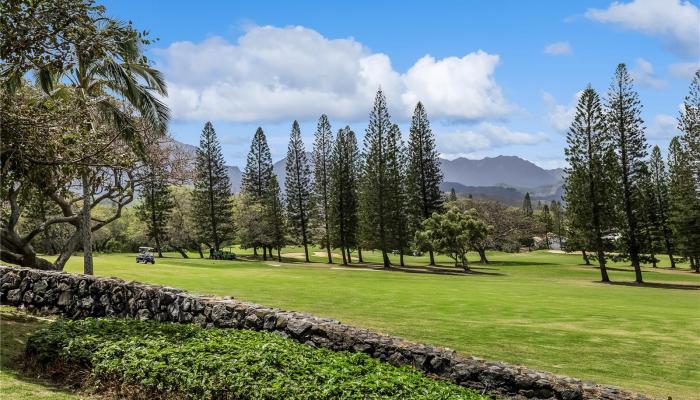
[55,249,700,399]
[0,307,84,399]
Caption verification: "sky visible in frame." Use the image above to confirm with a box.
[102,0,700,169]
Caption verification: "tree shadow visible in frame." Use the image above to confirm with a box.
[386,264,505,276]
[486,260,559,267]
[600,281,700,291]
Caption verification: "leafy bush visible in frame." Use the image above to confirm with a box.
[26,318,487,400]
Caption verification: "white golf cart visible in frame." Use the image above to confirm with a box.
[136,247,156,264]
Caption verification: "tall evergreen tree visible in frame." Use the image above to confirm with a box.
[386,123,410,266]
[191,122,233,252]
[448,188,458,202]
[313,114,334,263]
[265,174,286,262]
[675,70,700,270]
[649,145,675,267]
[406,102,443,265]
[330,126,360,265]
[284,121,312,262]
[668,137,700,271]
[550,200,563,248]
[522,192,533,217]
[540,204,553,249]
[637,164,660,267]
[564,86,614,282]
[136,166,174,258]
[359,89,393,268]
[605,64,647,282]
[241,127,274,256]
[242,127,274,199]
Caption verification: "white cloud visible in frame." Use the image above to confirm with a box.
[437,122,548,158]
[648,114,678,138]
[669,61,700,79]
[586,0,700,57]
[542,91,582,133]
[543,42,572,55]
[630,58,668,89]
[155,25,512,123]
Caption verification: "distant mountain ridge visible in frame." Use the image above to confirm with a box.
[174,139,563,203]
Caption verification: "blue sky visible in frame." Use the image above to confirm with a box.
[103,0,699,169]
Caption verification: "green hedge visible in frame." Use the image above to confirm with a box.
[26,318,487,400]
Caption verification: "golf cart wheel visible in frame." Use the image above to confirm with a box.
[151,260,155,264]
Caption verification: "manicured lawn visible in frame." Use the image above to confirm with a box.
[43,250,700,398]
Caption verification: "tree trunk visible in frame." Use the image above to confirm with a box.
[277,247,281,262]
[175,247,189,258]
[428,249,435,266]
[461,254,469,272]
[341,246,347,265]
[651,253,657,268]
[262,247,267,261]
[582,250,591,265]
[345,247,352,264]
[399,250,404,267]
[198,247,204,258]
[357,247,363,263]
[478,248,489,264]
[81,172,94,275]
[253,247,258,257]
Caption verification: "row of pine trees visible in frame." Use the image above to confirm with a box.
[189,90,444,268]
[564,65,700,283]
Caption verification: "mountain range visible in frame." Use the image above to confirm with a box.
[173,141,564,204]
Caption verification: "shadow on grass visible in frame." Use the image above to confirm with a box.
[600,281,700,291]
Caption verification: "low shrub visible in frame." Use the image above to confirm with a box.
[26,318,487,400]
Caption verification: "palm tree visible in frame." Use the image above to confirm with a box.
[5,19,170,274]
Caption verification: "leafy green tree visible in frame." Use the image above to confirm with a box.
[284,121,312,262]
[415,207,489,271]
[330,127,360,265]
[135,168,174,258]
[522,192,533,217]
[313,115,334,263]
[168,186,202,258]
[637,164,661,267]
[564,86,615,281]
[191,122,233,253]
[385,124,410,266]
[2,2,169,274]
[605,64,648,282]
[649,145,675,267]
[406,102,443,265]
[359,89,394,268]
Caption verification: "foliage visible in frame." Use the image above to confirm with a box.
[415,207,489,271]
[329,126,360,264]
[191,122,233,252]
[284,121,312,261]
[406,102,443,264]
[26,318,484,400]
[605,63,647,280]
[312,115,335,263]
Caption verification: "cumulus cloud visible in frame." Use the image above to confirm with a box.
[630,58,668,89]
[669,61,700,79]
[586,0,700,57]
[543,42,572,55]
[648,114,678,138]
[436,122,548,158]
[542,91,582,133]
[155,25,512,123]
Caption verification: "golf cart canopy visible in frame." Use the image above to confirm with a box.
[139,247,154,252]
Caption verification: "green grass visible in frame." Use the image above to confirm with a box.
[25,318,486,399]
[0,306,86,399]
[21,249,700,398]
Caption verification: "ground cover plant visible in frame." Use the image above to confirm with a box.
[0,306,84,399]
[25,318,487,400]
[56,249,700,399]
